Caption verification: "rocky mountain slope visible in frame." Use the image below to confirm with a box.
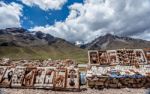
[0,28,64,46]
[85,34,150,50]
[0,28,87,63]
[1,28,150,62]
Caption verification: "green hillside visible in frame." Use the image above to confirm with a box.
[0,28,88,64]
[0,41,88,63]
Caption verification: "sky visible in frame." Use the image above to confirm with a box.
[0,0,150,43]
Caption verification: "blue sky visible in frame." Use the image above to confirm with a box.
[2,0,83,29]
[0,0,150,43]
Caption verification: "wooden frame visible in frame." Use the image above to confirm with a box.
[54,68,66,89]
[135,49,147,64]
[66,67,80,90]
[116,49,136,65]
[43,67,55,89]
[34,67,46,88]
[88,50,99,66]
[11,66,26,87]
[23,67,37,87]
[0,66,15,87]
[144,49,150,64]
[98,51,109,65]
[0,66,7,83]
[107,50,119,65]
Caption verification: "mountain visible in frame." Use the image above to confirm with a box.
[85,34,150,50]
[0,28,87,63]
[0,28,58,46]
[1,28,149,63]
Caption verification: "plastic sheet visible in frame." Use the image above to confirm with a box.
[80,73,86,85]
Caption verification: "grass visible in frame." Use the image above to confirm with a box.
[0,43,88,64]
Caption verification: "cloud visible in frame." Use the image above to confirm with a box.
[30,0,150,43]
[0,1,23,29]
[21,0,67,10]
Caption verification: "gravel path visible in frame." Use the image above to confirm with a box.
[0,88,150,94]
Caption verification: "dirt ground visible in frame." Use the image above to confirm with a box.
[0,88,150,94]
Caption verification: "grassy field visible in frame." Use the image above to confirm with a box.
[0,42,88,64]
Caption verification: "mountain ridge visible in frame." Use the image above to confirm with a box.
[0,27,75,47]
[1,28,150,63]
[85,33,150,50]
[0,28,87,63]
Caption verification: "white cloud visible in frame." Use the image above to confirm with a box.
[0,1,23,29]
[22,0,67,10]
[30,0,150,43]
